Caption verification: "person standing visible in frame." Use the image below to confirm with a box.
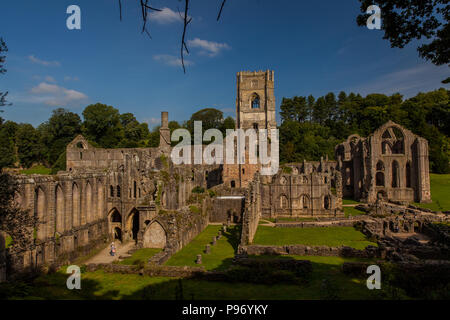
[110,242,116,256]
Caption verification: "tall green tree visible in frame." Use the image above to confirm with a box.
[16,124,42,168]
[82,103,124,148]
[39,108,82,166]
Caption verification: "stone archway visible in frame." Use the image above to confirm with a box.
[126,208,140,242]
[143,221,167,248]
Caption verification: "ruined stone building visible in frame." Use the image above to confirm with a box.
[1,70,432,279]
[335,121,431,204]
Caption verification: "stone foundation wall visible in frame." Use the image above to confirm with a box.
[239,244,380,258]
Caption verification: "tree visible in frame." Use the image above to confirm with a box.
[39,108,82,166]
[82,103,124,148]
[0,37,10,108]
[0,38,36,255]
[221,116,235,134]
[0,127,15,168]
[186,108,224,136]
[119,113,149,147]
[357,0,449,82]
[0,173,36,253]
[16,124,42,168]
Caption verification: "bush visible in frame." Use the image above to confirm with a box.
[192,186,205,194]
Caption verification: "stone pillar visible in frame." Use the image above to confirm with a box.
[196,254,202,264]
[159,111,171,152]
[205,244,211,254]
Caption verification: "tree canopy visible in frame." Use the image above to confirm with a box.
[357,0,449,82]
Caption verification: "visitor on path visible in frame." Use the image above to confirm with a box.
[110,242,116,256]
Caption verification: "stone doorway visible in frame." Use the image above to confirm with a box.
[114,227,122,241]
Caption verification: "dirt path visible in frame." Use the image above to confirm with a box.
[85,242,135,264]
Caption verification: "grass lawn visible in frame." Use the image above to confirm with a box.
[165,225,240,271]
[19,165,52,175]
[414,174,450,212]
[344,206,366,217]
[119,248,162,265]
[343,198,360,205]
[1,254,399,300]
[252,226,376,250]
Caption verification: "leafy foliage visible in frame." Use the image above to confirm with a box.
[356,0,449,68]
[280,89,450,173]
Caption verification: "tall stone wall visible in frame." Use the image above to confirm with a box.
[336,121,432,204]
[240,175,262,246]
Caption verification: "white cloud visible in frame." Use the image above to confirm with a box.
[28,55,61,67]
[148,7,188,24]
[29,82,87,106]
[153,54,193,67]
[187,38,231,57]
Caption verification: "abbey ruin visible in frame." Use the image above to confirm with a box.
[0,70,437,280]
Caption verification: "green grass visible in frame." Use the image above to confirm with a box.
[1,254,400,300]
[19,165,52,175]
[119,248,162,265]
[414,174,450,212]
[344,206,366,217]
[5,235,13,249]
[343,198,360,205]
[253,226,376,250]
[165,225,240,271]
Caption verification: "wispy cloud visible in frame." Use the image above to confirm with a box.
[29,82,87,106]
[44,76,56,83]
[64,76,79,81]
[346,63,449,98]
[143,117,161,127]
[28,55,61,67]
[148,7,189,24]
[153,54,193,67]
[187,38,231,57]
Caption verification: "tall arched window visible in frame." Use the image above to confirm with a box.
[35,187,46,240]
[392,161,400,188]
[251,94,260,109]
[110,185,114,197]
[55,185,65,233]
[85,182,93,223]
[280,195,288,209]
[72,183,80,228]
[406,162,412,188]
[116,185,121,197]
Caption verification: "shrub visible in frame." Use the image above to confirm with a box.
[192,186,205,194]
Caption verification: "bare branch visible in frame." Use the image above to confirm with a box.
[181,0,192,73]
[217,0,228,21]
[118,0,122,21]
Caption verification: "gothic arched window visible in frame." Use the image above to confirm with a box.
[251,94,260,109]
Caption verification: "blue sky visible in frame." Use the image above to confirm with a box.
[1,0,448,127]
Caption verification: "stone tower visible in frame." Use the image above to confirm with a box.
[236,70,276,131]
[159,111,171,152]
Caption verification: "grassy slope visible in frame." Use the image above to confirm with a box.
[19,165,52,175]
[165,225,240,271]
[414,174,450,212]
[119,248,162,265]
[252,226,376,250]
[8,255,394,300]
[343,206,366,217]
